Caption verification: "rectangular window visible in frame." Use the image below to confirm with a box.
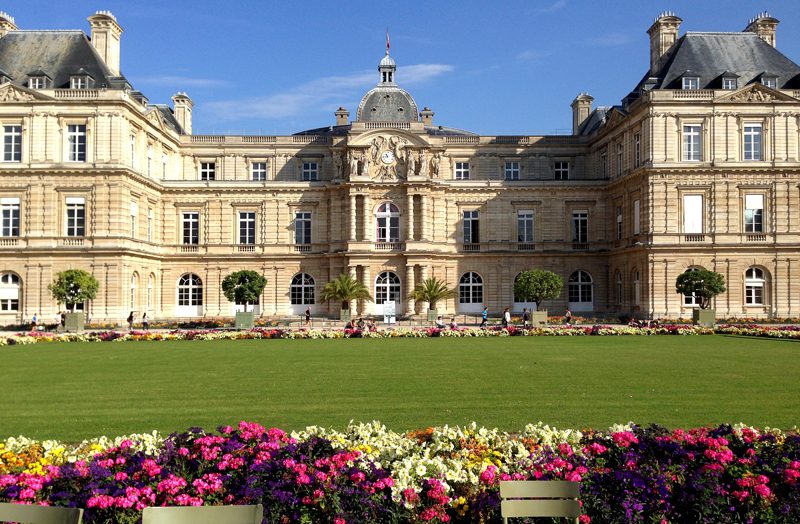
[295,211,312,245]
[744,194,764,233]
[682,125,701,161]
[634,133,641,168]
[3,125,21,162]
[633,199,641,235]
[200,162,216,180]
[761,77,777,89]
[65,197,85,237]
[182,212,199,244]
[70,77,88,89]
[147,145,153,177]
[601,152,607,178]
[572,211,588,243]
[744,124,762,161]
[617,144,623,176]
[517,210,534,243]
[682,77,700,89]
[67,124,86,162]
[0,197,20,237]
[28,77,46,89]
[554,161,569,180]
[454,162,470,180]
[463,211,479,244]
[504,161,520,181]
[616,205,623,240]
[722,77,737,90]
[130,201,138,238]
[252,162,268,181]
[683,195,703,234]
[162,154,168,178]
[302,162,318,181]
[238,212,256,244]
[130,135,136,169]
[147,208,153,242]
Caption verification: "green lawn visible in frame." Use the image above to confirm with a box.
[2,335,798,441]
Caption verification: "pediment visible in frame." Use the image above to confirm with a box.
[145,108,166,132]
[715,83,796,103]
[0,83,54,103]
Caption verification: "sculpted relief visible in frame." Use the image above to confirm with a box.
[346,134,443,181]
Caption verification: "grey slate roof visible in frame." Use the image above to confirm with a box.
[150,105,184,134]
[356,85,419,123]
[0,30,129,89]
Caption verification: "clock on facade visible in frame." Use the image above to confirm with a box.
[380,150,395,164]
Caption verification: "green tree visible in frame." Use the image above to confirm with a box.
[675,268,726,310]
[406,277,456,310]
[221,270,267,312]
[48,269,99,312]
[513,269,564,311]
[320,273,372,314]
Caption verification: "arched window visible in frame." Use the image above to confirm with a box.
[459,272,483,304]
[632,268,641,306]
[375,271,401,304]
[375,202,400,243]
[130,273,138,310]
[0,273,20,311]
[615,271,622,305]
[178,274,203,306]
[745,267,766,305]
[290,273,315,305]
[682,267,702,306]
[568,271,593,308]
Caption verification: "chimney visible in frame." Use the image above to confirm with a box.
[334,107,349,126]
[0,11,17,38]
[745,12,779,48]
[172,92,194,135]
[420,107,434,126]
[647,11,682,74]
[87,11,123,76]
[571,93,593,135]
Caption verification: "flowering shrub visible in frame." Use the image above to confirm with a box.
[2,421,800,523]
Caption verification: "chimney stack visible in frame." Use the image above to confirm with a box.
[745,12,779,48]
[87,11,123,76]
[420,107,434,126]
[172,92,194,135]
[647,11,682,74]
[334,107,349,126]
[0,11,18,38]
[571,93,593,135]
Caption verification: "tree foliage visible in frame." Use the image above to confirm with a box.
[320,273,372,311]
[513,269,564,310]
[221,270,267,312]
[48,269,99,312]
[406,277,456,310]
[675,268,726,310]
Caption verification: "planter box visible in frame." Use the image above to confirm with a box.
[235,311,255,330]
[531,311,548,327]
[64,312,85,332]
[693,308,716,327]
[427,309,438,322]
[340,309,351,322]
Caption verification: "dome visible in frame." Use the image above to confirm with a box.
[356,86,418,122]
[379,53,396,68]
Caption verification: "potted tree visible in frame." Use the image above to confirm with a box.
[675,268,726,327]
[513,269,564,326]
[407,277,456,321]
[48,269,99,332]
[222,270,267,329]
[320,273,372,321]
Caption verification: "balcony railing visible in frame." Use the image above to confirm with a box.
[746,234,767,242]
[237,245,256,252]
[374,242,404,251]
[572,242,589,251]
[684,234,705,242]
[0,238,18,246]
[461,243,481,252]
[517,243,535,251]
[61,238,85,246]
[180,245,199,253]
[294,244,312,253]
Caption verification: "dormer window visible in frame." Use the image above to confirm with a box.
[70,76,90,89]
[28,76,47,89]
[682,77,700,90]
[722,77,737,90]
[761,76,778,89]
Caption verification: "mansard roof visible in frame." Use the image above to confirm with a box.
[631,32,800,96]
[0,30,130,89]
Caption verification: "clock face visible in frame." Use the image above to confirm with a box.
[380,150,395,164]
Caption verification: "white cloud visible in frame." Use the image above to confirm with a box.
[135,75,228,88]
[517,49,552,63]
[588,33,631,47]
[202,64,453,122]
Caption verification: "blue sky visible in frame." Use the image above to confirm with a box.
[8,1,800,135]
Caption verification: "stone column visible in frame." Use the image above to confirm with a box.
[420,196,428,241]
[349,195,357,241]
[407,193,415,241]
[405,264,416,315]
[363,195,372,243]
[361,265,371,316]
[420,265,430,315]
[348,265,357,313]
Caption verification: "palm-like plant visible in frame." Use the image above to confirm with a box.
[407,277,456,310]
[320,273,373,312]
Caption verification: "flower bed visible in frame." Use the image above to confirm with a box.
[715,324,800,339]
[2,421,799,523]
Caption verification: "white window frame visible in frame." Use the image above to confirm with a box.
[70,76,89,89]
[682,124,702,162]
[682,77,700,90]
[28,77,46,89]
[238,211,256,245]
[182,212,200,245]
[130,201,138,238]
[252,161,268,181]
[200,162,216,181]
[3,125,22,163]
[0,197,20,237]
[682,194,704,234]
[294,211,312,245]
[147,208,153,242]
[454,162,470,180]
[744,194,764,233]
[571,210,588,243]
[458,272,484,305]
[517,210,534,243]
[375,202,400,243]
[504,161,520,181]
[568,270,593,311]
[463,210,479,244]
[290,273,315,305]
[65,197,86,237]
[761,77,777,89]
[743,124,763,161]
[634,133,641,168]
[745,267,766,305]
[616,205,623,240]
[554,161,569,180]
[616,143,623,176]
[302,162,318,181]
[374,271,401,305]
[66,124,87,162]
[0,272,20,312]
[722,77,737,90]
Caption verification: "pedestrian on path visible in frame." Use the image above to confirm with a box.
[565,308,572,325]
[480,306,488,328]
[142,312,149,330]
[522,308,530,328]
[502,307,511,328]
[127,311,135,331]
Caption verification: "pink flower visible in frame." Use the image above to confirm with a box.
[753,484,772,497]
[579,515,591,523]
[479,465,497,485]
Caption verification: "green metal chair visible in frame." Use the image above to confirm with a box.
[0,503,83,524]
[499,480,581,524]
[141,504,263,524]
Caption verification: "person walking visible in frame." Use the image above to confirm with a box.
[127,311,135,331]
[522,308,530,328]
[564,308,573,325]
[502,307,511,328]
[304,307,311,326]
[31,312,37,331]
[479,306,488,328]
[142,312,149,330]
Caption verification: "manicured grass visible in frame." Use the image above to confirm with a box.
[2,335,798,440]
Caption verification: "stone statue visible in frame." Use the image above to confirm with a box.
[361,153,371,177]
[431,152,441,178]
[406,149,417,176]
[419,150,428,177]
[333,151,343,178]
[349,151,360,176]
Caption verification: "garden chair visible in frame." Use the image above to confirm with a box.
[0,503,83,524]
[499,480,580,524]
[141,504,263,524]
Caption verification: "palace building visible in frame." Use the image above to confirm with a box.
[1,10,799,323]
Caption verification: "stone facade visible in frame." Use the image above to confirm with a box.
[0,10,799,323]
